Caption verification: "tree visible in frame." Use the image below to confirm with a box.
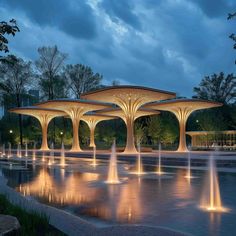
[63,64,102,98]
[134,122,146,145]
[193,72,236,104]
[228,11,236,64]
[35,46,67,100]
[0,55,33,145]
[0,19,19,55]
[147,116,163,145]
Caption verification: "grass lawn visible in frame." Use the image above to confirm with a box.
[0,194,65,235]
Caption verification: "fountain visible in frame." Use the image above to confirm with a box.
[134,143,145,175]
[7,142,12,158]
[32,142,36,161]
[185,148,193,179]
[17,143,22,158]
[91,146,97,166]
[60,143,65,167]
[200,153,228,212]
[106,141,120,184]
[1,144,5,157]
[48,143,54,165]
[25,142,28,157]
[156,142,162,175]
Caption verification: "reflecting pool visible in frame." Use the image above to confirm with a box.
[0,158,236,236]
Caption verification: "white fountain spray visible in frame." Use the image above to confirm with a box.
[200,152,228,212]
[60,142,65,167]
[32,142,36,161]
[49,143,54,165]
[17,143,21,158]
[24,142,28,157]
[157,142,162,175]
[136,142,143,175]
[185,147,192,179]
[92,146,97,166]
[7,142,12,158]
[106,141,120,184]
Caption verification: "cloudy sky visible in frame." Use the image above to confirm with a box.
[0,0,236,97]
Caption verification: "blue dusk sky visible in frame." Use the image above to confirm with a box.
[0,0,236,97]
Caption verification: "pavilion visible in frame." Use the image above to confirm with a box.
[81,86,175,153]
[144,99,222,152]
[35,99,112,152]
[9,107,66,151]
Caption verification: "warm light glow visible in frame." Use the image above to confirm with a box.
[60,143,66,167]
[91,146,97,167]
[200,155,229,213]
[106,142,120,184]
[17,169,99,205]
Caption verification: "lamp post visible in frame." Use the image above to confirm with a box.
[60,131,63,145]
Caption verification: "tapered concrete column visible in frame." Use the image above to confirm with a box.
[177,117,188,152]
[124,115,136,153]
[71,119,81,151]
[89,124,96,147]
[68,108,84,152]
[39,117,52,151]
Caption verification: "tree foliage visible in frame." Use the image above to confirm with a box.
[0,19,19,54]
[63,64,102,98]
[134,122,146,145]
[35,46,67,100]
[0,55,33,105]
[193,72,236,104]
[147,116,162,144]
[0,55,33,144]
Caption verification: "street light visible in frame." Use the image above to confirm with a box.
[60,131,64,144]
[9,130,13,134]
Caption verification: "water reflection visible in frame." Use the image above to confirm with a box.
[17,168,100,205]
[1,162,235,236]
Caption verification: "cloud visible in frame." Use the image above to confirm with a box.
[0,0,236,98]
[100,0,142,30]
[1,0,97,39]
[190,0,234,18]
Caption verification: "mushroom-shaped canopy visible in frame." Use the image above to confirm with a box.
[81,85,176,103]
[81,113,118,147]
[9,107,66,150]
[144,99,222,152]
[81,86,174,154]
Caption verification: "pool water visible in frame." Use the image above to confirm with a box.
[0,158,236,236]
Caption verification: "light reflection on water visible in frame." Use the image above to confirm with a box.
[1,161,236,236]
